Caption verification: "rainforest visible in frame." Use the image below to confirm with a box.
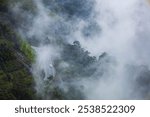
[0,0,150,100]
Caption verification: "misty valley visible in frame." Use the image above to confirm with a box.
[0,0,150,100]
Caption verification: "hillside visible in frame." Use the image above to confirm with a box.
[0,0,35,99]
[0,0,150,100]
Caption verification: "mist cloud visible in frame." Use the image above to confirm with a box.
[71,0,150,99]
[12,0,150,99]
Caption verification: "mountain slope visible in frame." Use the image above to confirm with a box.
[0,1,35,99]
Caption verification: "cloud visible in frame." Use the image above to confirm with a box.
[12,0,150,99]
[72,0,150,99]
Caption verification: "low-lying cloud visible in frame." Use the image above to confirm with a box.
[11,0,150,99]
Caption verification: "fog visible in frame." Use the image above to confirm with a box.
[12,0,150,99]
[86,0,150,99]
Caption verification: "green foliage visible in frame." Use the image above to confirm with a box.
[0,71,7,80]
[4,60,22,72]
[11,71,35,100]
[0,38,14,47]
[0,70,16,99]
[0,23,35,63]
[0,11,36,99]
[0,48,36,100]
[20,39,35,62]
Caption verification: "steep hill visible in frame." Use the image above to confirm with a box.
[0,0,35,99]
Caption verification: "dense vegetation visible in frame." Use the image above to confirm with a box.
[0,28,36,99]
[0,0,98,99]
[0,0,150,100]
[0,0,36,99]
